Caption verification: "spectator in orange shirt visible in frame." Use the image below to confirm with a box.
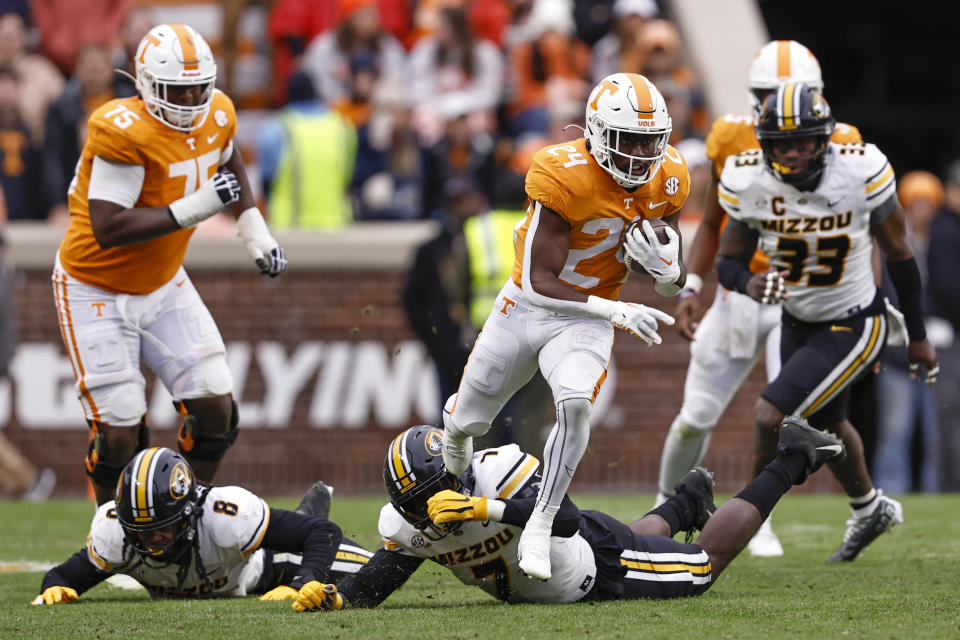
[505,0,590,138]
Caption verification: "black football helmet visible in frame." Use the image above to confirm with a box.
[755,81,835,187]
[115,447,199,564]
[384,426,461,537]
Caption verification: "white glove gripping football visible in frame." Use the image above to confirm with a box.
[760,270,787,305]
[586,295,674,345]
[167,169,241,228]
[237,207,288,277]
[624,220,682,285]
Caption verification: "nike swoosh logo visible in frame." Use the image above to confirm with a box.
[817,444,843,456]
[830,325,851,332]
[648,201,667,209]
[827,198,843,208]
[206,133,219,144]
[659,257,673,265]
[175,279,186,287]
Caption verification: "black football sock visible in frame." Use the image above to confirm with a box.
[644,493,696,537]
[734,453,807,520]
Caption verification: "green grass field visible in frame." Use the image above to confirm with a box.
[2,492,958,639]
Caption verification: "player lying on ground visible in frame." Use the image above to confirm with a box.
[32,447,371,603]
[287,418,843,610]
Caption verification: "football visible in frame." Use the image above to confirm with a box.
[624,217,670,274]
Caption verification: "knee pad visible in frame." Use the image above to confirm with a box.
[668,415,713,441]
[443,393,491,439]
[85,418,149,487]
[557,397,592,428]
[679,390,724,430]
[177,398,239,462]
[102,382,148,426]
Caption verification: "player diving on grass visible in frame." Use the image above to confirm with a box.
[32,447,372,604]
[286,418,843,611]
[441,72,687,582]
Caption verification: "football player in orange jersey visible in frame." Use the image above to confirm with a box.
[52,24,287,505]
[653,41,863,557]
[442,73,688,581]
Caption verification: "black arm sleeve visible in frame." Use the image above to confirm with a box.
[336,548,424,608]
[40,549,110,595]
[887,256,927,341]
[716,255,754,295]
[498,478,581,537]
[260,509,343,589]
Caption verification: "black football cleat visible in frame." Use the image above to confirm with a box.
[296,480,334,520]
[673,466,716,542]
[828,492,903,562]
[777,415,845,485]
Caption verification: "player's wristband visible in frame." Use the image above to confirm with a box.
[485,499,505,522]
[168,182,225,228]
[682,273,703,295]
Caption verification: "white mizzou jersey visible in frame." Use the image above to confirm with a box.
[59,91,237,294]
[378,444,597,604]
[86,485,270,598]
[718,141,895,322]
[705,113,863,274]
[515,137,690,301]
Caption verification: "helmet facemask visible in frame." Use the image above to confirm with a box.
[137,70,214,132]
[760,132,831,186]
[389,466,462,538]
[120,499,198,566]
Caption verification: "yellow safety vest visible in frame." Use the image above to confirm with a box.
[268,109,356,229]
[463,210,522,328]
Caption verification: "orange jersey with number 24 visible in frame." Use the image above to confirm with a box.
[514,137,690,301]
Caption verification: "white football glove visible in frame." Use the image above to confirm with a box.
[168,169,241,228]
[237,208,288,277]
[586,295,674,345]
[624,220,681,285]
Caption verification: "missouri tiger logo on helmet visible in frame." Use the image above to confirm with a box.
[384,426,461,537]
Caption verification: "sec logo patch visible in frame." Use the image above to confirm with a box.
[664,176,679,196]
[410,534,426,549]
[214,109,229,127]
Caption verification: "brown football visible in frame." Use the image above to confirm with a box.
[624,217,670,274]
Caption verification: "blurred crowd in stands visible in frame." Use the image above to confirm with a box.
[0,0,712,227]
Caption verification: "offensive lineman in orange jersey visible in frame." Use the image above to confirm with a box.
[53,24,287,505]
[653,40,862,556]
[442,73,688,581]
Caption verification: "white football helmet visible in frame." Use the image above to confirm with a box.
[585,73,672,188]
[135,23,217,132]
[747,40,823,119]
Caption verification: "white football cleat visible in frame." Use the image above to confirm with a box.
[518,512,553,581]
[442,431,473,475]
[748,516,784,557]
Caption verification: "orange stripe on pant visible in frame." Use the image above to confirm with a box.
[55,270,102,421]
